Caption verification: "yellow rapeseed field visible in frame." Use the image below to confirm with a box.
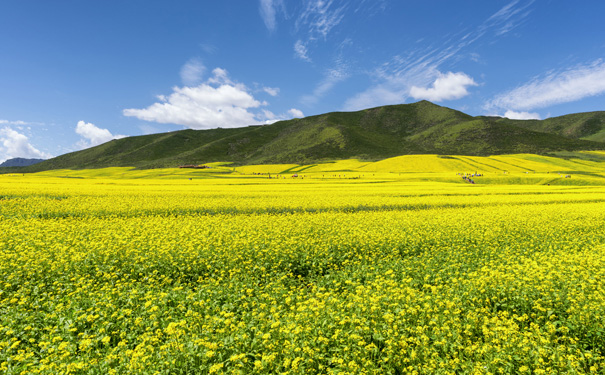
[1,158,604,374]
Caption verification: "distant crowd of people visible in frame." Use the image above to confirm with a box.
[457,172,483,184]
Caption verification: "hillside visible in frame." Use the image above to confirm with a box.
[0,157,45,167]
[485,111,605,143]
[19,101,605,171]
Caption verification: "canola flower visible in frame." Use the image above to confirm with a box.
[0,172,604,374]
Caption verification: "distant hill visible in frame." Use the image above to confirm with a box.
[483,111,605,143]
[21,101,605,171]
[0,157,45,167]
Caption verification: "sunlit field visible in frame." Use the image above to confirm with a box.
[1,154,605,374]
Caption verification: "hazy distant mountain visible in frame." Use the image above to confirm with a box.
[0,157,46,167]
[20,101,605,172]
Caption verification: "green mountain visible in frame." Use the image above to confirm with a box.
[487,112,605,142]
[19,101,605,171]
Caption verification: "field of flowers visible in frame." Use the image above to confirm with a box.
[1,167,605,374]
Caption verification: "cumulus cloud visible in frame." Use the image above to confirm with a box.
[180,58,206,86]
[504,110,541,120]
[487,60,605,111]
[294,40,311,62]
[409,71,478,102]
[343,55,477,111]
[76,121,126,149]
[0,127,50,162]
[124,68,269,129]
[263,86,280,96]
[343,65,465,111]
[207,67,231,85]
[288,108,304,118]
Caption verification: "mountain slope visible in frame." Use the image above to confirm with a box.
[486,111,605,142]
[21,101,605,171]
[0,158,45,167]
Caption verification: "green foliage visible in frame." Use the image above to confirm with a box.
[1,176,605,373]
[19,101,605,172]
[487,111,605,142]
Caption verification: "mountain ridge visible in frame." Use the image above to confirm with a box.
[12,101,605,172]
[0,157,46,168]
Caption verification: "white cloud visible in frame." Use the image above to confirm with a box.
[354,0,387,14]
[0,120,28,126]
[288,108,304,118]
[343,46,464,110]
[76,121,126,149]
[504,110,541,120]
[256,108,305,124]
[180,58,206,86]
[343,1,534,111]
[485,0,534,36]
[259,0,285,32]
[297,0,346,40]
[409,71,477,102]
[207,67,231,85]
[294,40,311,62]
[263,86,280,96]
[258,108,305,124]
[139,124,163,135]
[258,109,279,124]
[487,60,605,111]
[343,62,444,110]
[301,63,350,105]
[343,86,407,111]
[124,68,268,129]
[292,0,346,62]
[0,127,50,163]
[301,43,352,106]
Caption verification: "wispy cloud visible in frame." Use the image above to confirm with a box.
[344,62,443,111]
[344,86,406,111]
[263,86,280,96]
[0,120,28,126]
[259,0,285,32]
[484,0,534,36]
[302,62,350,105]
[180,58,206,86]
[257,108,305,124]
[290,0,389,66]
[297,0,346,40]
[487,60,605,112]
[292,0,352,63]
[75,121,126,149]
[294,40,311,62]
[0,119,44,127]
[353,0,387,14]
[301,41,352,105]
[343,0,534,110]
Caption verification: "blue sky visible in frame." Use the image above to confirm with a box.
[1,0,605,162]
